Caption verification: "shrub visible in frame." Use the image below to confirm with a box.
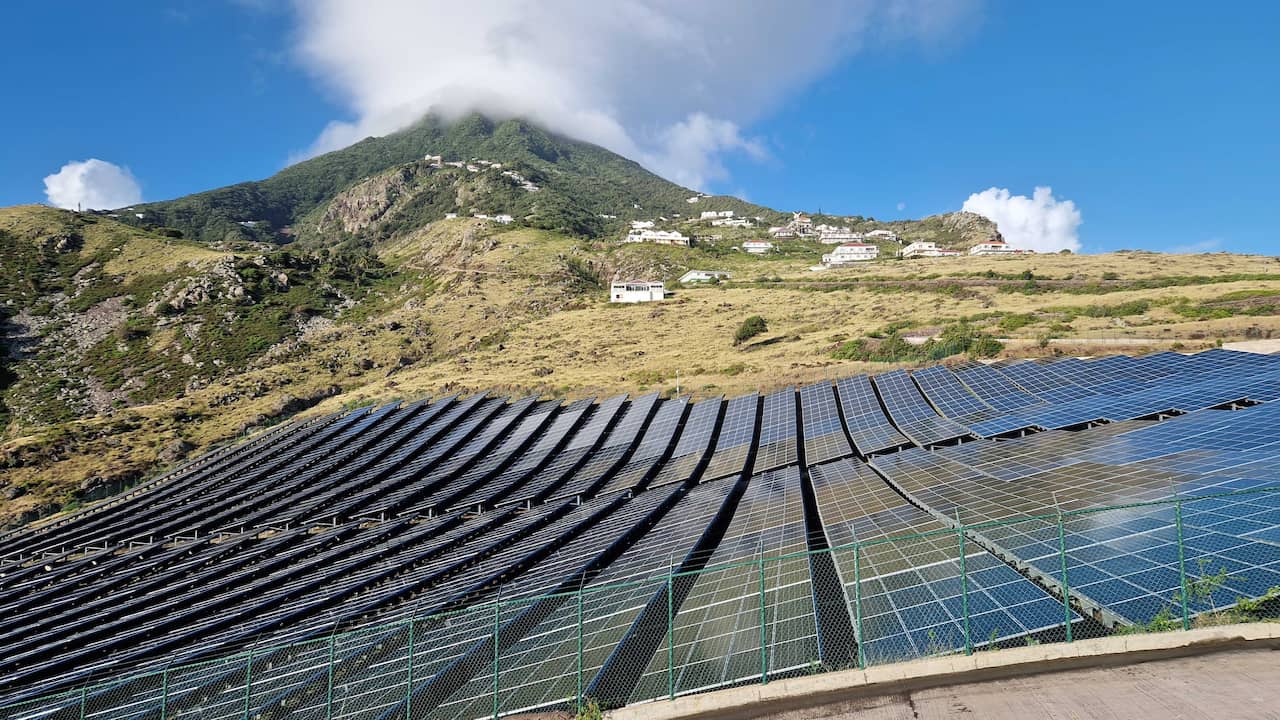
[733,315,768,346]
[997,313,1036,332]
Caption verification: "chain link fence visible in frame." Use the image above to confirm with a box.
[4,487,1279,720]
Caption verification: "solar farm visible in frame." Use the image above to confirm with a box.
[3,348,1280,719]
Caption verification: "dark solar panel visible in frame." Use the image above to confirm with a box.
[799,382,853,465]
[699,393,760,482]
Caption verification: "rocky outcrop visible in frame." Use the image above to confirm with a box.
[938,211,1003,246]
[317,166,417,236]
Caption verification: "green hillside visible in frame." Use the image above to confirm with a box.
[124,114,782,245]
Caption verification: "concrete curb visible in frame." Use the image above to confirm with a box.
[607,623,1280,720]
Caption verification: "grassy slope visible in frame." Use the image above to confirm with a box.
[312,251,1280,410]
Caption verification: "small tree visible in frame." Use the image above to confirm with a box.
[734,316,768,345]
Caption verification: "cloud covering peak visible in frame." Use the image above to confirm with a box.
[962,186,1082,253]
[43,159,143,211]
[288,0,975,189]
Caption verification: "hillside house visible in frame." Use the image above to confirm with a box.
[822,243,879,266]
[901,241,961,258]
[610,281,665,303]
[711,217,754,228]
[819,230,864,245]
[623,229,690,246]
[742,240,776,254]
[768,226,797,239]
[630,220,655,230]
[969,240,1017,256]
[791,212,814,235]
[679,270,731,284]
[698,210,734,220]
[865,229,898,242]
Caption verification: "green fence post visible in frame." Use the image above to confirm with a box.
[1176,499,1191,631]
[79,686,87,720]
[853,543,864,670]
[325,633,337,720]
[758,552,768,685]
[160,666,169,720]
[957,512,972,656]
[1057,509,1072,643]
[666,570,675,701]
[492,601,501,720]
[243,651,255,720]
[405,618,416,718]
[576,587,584,714]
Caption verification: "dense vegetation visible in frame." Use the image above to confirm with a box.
[832,322,1003,362]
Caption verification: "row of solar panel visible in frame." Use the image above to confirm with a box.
[2,349,1278,714]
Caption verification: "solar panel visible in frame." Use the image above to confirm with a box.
[699,393,760,482]
[952,364,1044,412]
[597,397,690,495]
[548,393,662,501]
[833,375,910,455]
[445,398,596,512]
[429,480,737,718]
[753,389,798,473]
[872,370,971,447]
[629,466,816,701]
[646,396,723,490]
[799,382,853,466]
[5,347,1280,713]
[810,459,1078,663]
[499,394,630,507]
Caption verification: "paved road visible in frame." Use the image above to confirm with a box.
[770,649,1280,719]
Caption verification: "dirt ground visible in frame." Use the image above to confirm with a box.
[770,648,1280,719]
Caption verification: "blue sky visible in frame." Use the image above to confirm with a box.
[2,2,1277,254]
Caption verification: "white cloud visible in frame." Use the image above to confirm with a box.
[1169,238,1222,254]
[285,0,977,190]
[961,186,1081,253]
[43,159,143,210]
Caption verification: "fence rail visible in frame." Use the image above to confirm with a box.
[4,487,1279,719]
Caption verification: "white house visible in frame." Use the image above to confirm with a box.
[630,220,655,230]
[822,243,879,265]
[791,212,814,235]
[819,231,865,245]
[623,229,691,246]
[679,270,731,284]
[711,217,754,228]
[444,212,459,219]
[768,226,796,239]
[969,240,1017,256]
[610,281,665,303]
[492,214,514,224]
[901,241,961,258]
[742,240,775,254]
[865,229,898,242]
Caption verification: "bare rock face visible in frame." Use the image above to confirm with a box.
[149,257,250,314]
[940,211,1003,244]
[319,166,416,235]
[158,438,195,465]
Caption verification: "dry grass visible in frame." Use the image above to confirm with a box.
[3,223,1278,528]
